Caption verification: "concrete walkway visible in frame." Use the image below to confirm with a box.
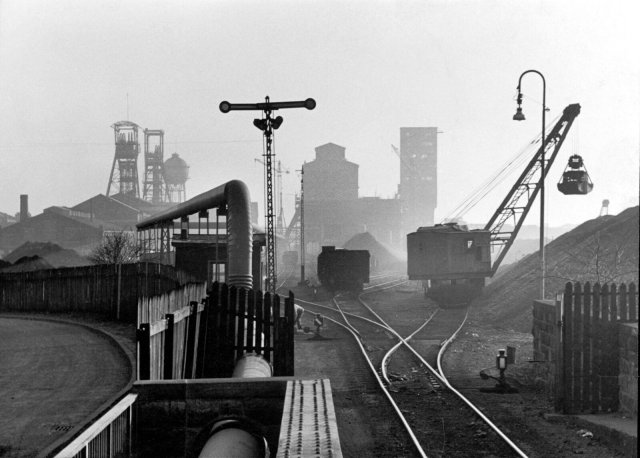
[0,317,132,457]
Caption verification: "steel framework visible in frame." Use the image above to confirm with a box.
[219,96,315,293]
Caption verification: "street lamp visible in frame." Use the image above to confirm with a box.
[513,70,547,299]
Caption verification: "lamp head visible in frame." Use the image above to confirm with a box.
[513,106,525,121]
[272,116,284,129]
[253,118,268,131]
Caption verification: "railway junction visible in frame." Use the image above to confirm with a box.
[1,276,635,457]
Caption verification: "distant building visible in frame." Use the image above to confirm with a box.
[0,211,17,229]
[0,206,122,257]
[399,127,438,234]
[0,193,174,258]
[302,143,402,254]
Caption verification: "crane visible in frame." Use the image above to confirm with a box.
[407,103,582,300]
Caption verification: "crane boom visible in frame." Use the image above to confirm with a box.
[485,103,581,273]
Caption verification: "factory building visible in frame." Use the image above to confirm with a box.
[303,143,402,254]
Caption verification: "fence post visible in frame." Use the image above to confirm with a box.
[202,283,222,378]
[137,323,151,381]
[196,295,211,378]
[562,282,573,414]
[582,282,592,412]
[255,291,265,357]
[184,301,199,379]
[246,290,256,354]
[163,314,175,380]
[629,283,637,322]
[285,292,295,375]
[236,288,247,363]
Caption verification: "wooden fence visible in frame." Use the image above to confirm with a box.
[561,281,638,414]
[137,282,295,380]
[0,262,194,323]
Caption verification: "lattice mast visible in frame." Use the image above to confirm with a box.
[143,129,166,204]
[219,96,315,293]
[107,121,141,198]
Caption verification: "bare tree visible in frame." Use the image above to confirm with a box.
[88,231,140,265]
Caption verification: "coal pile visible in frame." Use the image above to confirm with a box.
[1,242,91,271]
[343,232,405,272]
[475,206,639,332]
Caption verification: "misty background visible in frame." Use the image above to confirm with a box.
[1,0,638,231]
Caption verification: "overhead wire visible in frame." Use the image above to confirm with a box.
[441,113,562,224]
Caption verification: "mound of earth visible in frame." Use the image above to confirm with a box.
[1,255,54,272]
[2,242,91,269]
[475,206,639,332]
[342,232,404,271]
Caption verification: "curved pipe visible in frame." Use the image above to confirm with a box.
[136,179,253,289]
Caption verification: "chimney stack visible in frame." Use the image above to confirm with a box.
[20,194,29,222]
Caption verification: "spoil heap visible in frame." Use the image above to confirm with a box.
[1,241,91,271]
[475,206,639,332]
[343,232,405,272]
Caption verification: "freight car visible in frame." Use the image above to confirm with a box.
[317,246,370,293]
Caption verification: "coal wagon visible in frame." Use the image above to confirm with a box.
[317,246,370,293]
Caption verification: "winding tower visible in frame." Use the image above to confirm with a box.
[107,121,140,198]
[143,129,165,204]
[163,153,189,203]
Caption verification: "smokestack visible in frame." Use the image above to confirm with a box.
[20,195,29,222]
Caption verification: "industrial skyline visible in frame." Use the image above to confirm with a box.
[0,0,638,230]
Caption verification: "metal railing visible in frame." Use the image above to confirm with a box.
[53,394,137,458]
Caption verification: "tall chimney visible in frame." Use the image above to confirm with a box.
[20,194,29,222]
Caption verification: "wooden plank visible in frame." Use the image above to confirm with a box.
[591,283,602,413]
[629,283,637,321]
[246,290,256,354]
[618,283,628,321]
[562,282,573,414]
[581,282,592,412]
[224,286,237,376]
[599,284,614,412]
[285,292,295,376]
[236,288,247,362]
[255,291,265,357]
[149,318,169,337]
[573,282,583,413]
[184,301,199,379]
[264,293,273,362]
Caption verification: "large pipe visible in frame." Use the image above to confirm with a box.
[197,419,269,458]
[232,353,272,378]
[136,180,252,289]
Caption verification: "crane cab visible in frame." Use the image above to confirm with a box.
[557,154,593,195]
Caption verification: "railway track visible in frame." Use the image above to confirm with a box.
[296,281,529,457]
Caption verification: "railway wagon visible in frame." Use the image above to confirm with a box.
[317,246,370,292]
[407,223,491,306]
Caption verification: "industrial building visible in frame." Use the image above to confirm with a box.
[301,143,402,254]
[398,127,438,234]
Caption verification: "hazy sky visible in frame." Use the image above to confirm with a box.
[1,0,638,229]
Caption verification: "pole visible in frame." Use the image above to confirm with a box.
[516,70,547,299]
[299,166,306,285]
[219,96,315,294]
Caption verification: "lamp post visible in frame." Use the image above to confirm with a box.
[513,70,547,299]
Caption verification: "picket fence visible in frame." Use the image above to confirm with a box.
[137,282,295,380]
[561,281,638,414]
